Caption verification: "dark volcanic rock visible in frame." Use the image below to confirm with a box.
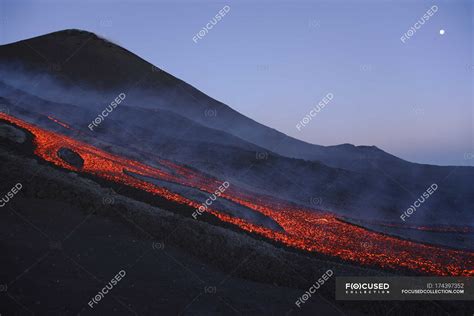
[57,147,84,169]
[0,122,26,143]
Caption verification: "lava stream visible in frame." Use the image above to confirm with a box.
[1,113,473,276]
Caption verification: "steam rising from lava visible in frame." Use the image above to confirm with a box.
[1,113,473,276]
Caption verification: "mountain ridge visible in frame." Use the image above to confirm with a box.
[0,28,408,171]
[1,29,473,226]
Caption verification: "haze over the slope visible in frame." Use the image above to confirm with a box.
[1,29,473,228]
[0,0,473,165]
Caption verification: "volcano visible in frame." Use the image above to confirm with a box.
[1,29,473,226]
[0,30,473,315]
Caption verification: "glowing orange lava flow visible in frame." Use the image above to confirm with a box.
[343,218,474,233]
[47,115,87,136]
[47,115,72,130]
[1,113,473,276]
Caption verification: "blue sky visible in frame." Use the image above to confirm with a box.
[0,0,472,165]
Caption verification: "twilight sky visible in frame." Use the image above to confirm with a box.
[0,0,472,166]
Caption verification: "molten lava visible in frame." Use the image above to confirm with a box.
[47,115,86,136]
[1,113,473,276]
[47,115,73,130]
[345,218,474,233]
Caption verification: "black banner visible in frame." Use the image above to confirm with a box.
[336,277,474,300]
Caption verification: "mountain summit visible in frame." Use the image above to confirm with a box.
[1,29,473,226]
[0,29,394,169]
